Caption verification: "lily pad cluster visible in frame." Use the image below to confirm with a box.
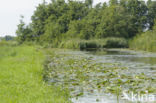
[43,50,156,101]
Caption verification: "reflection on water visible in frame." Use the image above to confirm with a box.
[71,49,156,103]
[46,48,156,103]
[86,49,156,66]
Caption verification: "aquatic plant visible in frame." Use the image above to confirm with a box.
[43,49,156,101]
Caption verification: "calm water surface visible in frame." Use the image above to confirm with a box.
[71,49,156,103]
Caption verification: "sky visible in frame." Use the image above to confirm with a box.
[0,0,148,37]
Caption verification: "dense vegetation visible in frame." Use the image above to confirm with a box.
[130,20,156,52]
[0,43,70,103]
[16,0,156,49]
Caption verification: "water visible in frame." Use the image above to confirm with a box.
[71,49,156,103]
[86,49,156,76]
[47,49,156,103]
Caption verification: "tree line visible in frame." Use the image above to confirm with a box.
[16,0,156,46]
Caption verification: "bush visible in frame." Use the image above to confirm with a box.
[80,41,100,50]
[104,37,128,48]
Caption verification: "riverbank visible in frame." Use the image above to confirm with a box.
[0,44,70,103]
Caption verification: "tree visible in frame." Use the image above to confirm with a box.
[16,0,155,46]
[119,0,127,7]
[31,2,48,41]
[95,5,139,38]
[68,1,89,20]
[16,16,32,43]
[85,0,93,8]
[147,0,156,29]
[109,0,118,6]
[123,0,148,31]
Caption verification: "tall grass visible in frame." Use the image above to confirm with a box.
[58,39,80,49]
[0,44,70,103]
[57,38,128,50]
[129,30,156,52]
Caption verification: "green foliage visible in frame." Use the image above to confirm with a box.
[125,0,148,30]
[79,38,128,49]
[79,40,101,50]
[104,37,128,48]
[85,0,93,8]
[109,0,118,6]
[16,16,33,43]
[147,0,156,29]
[129,31,156,52]
[16,0,156,49]
[31,2,49,41]
[56,38,128,50]
[95,5,136,38]
[66,19,95,39]
[130,20,156,52]
[58,39,80,49]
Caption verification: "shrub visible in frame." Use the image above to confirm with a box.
[104,37,128,48]
[80,41,100,50]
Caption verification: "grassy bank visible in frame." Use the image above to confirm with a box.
[0,44,69,103]
[129,29,156,52]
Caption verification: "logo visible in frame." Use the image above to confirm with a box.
[122,91,156,102]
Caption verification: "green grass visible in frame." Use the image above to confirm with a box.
[129,30,156,52]
[0,44,69,103]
